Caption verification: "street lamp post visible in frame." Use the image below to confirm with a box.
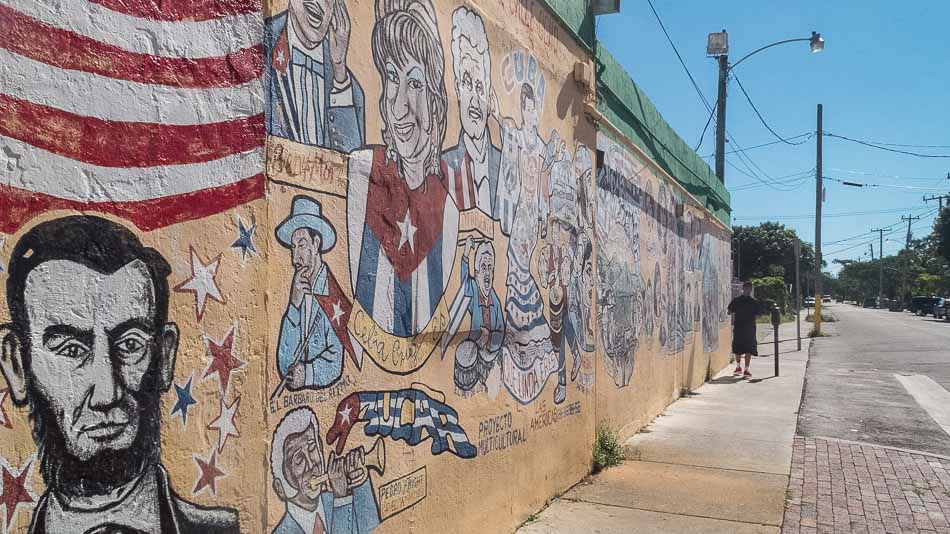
[814,104,823,333]
[707,31,824,183]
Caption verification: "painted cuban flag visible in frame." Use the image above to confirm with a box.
[347,147,459,338]
[326,387,477,460]
[0,0,265,233]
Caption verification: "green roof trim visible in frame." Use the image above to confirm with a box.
[595,46,732,226]
[539,0,596,49]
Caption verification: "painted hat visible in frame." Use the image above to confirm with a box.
[275,195,337,252]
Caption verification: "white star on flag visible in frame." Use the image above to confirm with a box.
[397,209,417,251]
[207,395,241,453]
[175,248,225,321]
[331,300,344,325]
[338,404,352,426]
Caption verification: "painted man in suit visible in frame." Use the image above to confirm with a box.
[442,6,502,217]
[0,216,238,533]
[271,408,379,534]
[265,0,365,152]
[275,196,358,392]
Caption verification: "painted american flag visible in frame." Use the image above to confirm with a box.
[0,0,265,234]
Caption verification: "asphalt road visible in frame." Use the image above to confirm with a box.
[798,303,950,456]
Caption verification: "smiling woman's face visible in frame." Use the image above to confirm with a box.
[385,58,432,164]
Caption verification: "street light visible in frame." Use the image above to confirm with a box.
[707,30,825,183]
[810,32,825,53]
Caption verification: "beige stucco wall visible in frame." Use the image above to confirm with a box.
[0,0,731,532]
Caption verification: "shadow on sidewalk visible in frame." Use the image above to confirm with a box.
[709,375,744,384]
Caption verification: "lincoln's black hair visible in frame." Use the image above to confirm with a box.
[5,215,171,388]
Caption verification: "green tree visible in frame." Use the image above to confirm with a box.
[733,222,819,292]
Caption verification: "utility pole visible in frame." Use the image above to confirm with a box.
[715,48,729,182]
[871,227,888,307]
[794,238,802,351]
[902,215,921,247]
[924,194,948,210]
[814,104,823,333]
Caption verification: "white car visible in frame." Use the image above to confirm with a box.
[804,297,816,308]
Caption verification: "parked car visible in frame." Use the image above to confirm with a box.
[863,297,878,308]
[911,296,941,316]
[822,295,832,304]
[804,297,815,308]
[936,299,949,319]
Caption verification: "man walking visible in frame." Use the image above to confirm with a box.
[727,281,760,379]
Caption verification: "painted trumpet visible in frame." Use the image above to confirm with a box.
[308,437,385,492]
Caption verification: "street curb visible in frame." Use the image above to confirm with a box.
[805,435,950,463]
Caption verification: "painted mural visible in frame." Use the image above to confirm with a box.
[262,0,597,532]
[0,0,732,532]
[596,133,732,388]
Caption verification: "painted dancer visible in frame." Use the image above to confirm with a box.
[499,81,564,405]
[728,281,761,379]
[347,0,458,338]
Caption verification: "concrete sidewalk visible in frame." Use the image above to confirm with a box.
[518,318,809,534]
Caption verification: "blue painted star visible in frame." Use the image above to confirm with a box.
[231,218,258,262]
[171,374,198,427]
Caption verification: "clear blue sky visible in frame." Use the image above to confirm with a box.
[597,0,950,274]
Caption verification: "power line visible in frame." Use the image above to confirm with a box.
[729,168,815,191]
[694,100,717,150]
[735,205,936,222]
[733,74,812,146]
[825,176,950,191]
[645,0,713,113]
[704,133,813,158]
[829,168,950,183]
[824,132,950,158]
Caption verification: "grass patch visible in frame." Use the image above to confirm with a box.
[756,312,797,325]
[593,424,624,473]
[805,312,837,323]
[807,327,831,338]
[526,513,538,523]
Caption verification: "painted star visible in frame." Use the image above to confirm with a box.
[0,389,11,429]
[396,209,418,250]
[330,300,345,326]
[193,450,225,496]
[208,395,241,453]
[230,217,258,262]
[0,457,36,532]
[170,373,198,428]
[174,247,225,322]
[338,403,353,426]
[397,209,417,251]
[203,327,246,394]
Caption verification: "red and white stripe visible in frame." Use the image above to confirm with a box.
[0,0,265,234]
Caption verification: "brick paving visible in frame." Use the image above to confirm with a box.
[784,436,950,534]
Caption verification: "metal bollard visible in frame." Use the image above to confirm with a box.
[771,305,781,377]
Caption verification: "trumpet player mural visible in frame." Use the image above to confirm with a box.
[271,407,382,534]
